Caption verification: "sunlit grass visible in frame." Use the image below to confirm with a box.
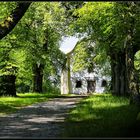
[62,93,140,137]
[0,92,60,116]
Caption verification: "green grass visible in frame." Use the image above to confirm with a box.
[62,93,140,138]
[0,92,60,116]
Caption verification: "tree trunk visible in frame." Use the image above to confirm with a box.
[0,75,16,96]
[32,63,44,93]
[0,2,31,39]
[110,50,127,96]
[110,46,140,102]
[125,43,140,105]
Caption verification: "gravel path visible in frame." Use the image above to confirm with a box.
[0,95,87,139]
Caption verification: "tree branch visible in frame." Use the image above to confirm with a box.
[0,2,32,40]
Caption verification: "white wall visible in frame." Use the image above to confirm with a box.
[71,69,111,94]
[71,78,87,94]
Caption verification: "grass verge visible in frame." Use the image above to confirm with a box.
[62,93,140,138]
[0,92,60,116]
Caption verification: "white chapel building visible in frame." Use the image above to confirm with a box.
[60,39,110,95]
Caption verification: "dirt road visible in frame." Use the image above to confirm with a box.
[0,96,87,139]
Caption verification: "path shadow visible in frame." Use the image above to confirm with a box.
[0,97,82,138]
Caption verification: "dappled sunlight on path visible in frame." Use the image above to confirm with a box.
[0,95,87,139]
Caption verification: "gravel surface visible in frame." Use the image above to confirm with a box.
[0,95,87,139]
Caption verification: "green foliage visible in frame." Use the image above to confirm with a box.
[62,2,115,75]
[0,2,17,24]
[63,93,140,137]
[71,37,111,77]
[66,2,140,82]
[70,2,140,59]
[72,41,89,72]
[134,50,140,85]
[134,50,140,71]
[60,2,84,35]
[0,39,18,76]
[0,2,67,93]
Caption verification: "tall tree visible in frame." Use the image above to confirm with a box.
[0,2,31,96]
[13,2,66,93]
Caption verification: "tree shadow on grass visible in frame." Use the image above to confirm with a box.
[63,96,140,138]
[17,94,88,99]
[0,103,17,115]
[16,94,58,99]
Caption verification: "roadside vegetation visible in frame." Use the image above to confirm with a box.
[0,92,60,116]
[63,93,140,137]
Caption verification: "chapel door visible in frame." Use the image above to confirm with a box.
[87,80,96,93]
